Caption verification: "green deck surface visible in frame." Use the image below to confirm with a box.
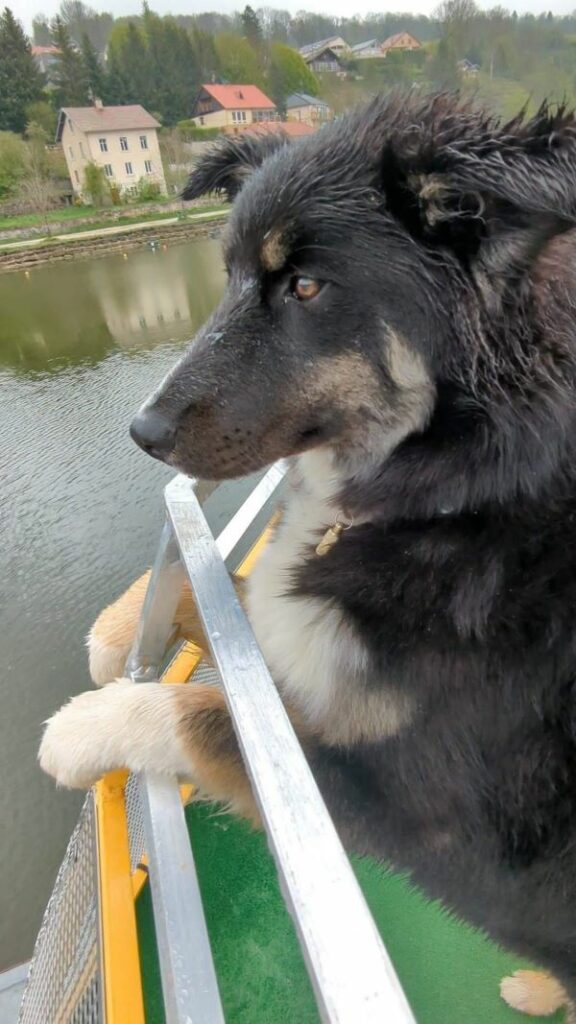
[137,803,562,1023]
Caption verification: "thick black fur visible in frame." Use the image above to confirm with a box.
[137,93,576,997]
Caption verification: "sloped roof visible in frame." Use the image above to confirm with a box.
[299,36,348,56]
[351,39,380,52]
[32,45,60,55]
[381,31,422,49]
[247,122,315,138]
[57,104,160,139]
[201,84,276,110]
[285,92,330,109]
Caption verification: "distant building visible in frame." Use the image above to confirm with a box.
[457,58,480,77]
[350,39,385,60]
[381,32,422,55]
[191,84,278,131]
[285,93,331,126]
[299,36,350,59]
[56,101,167,198]
[32,45,61,83]
[300,43,343,74]
[248,121,316,139]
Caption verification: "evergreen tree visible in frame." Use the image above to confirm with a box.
[107,20,150,107]
[241,5,262,50]
[0,8,44,134]
[80,32,106,100]
[51,16,89,105]
[32,15,52,45]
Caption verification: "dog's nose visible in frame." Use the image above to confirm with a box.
[130,408,176,461]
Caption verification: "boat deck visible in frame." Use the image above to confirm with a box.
[137,802,561,1024]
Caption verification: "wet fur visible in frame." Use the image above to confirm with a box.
[43,93,576,1008]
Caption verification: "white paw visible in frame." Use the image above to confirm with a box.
[500,970,566,1017]
[39,681,193,789]
[87,629,131,687]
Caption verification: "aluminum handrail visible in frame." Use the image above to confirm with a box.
[129,462,417,1024]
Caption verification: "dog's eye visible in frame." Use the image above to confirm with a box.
[291,276,322,301]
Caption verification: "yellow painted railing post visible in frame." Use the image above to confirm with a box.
[95,770,145,1024]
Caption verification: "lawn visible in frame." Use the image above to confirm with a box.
[0,201,229,239]
[0,194,176,233]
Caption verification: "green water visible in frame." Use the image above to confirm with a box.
[0,239,227,969]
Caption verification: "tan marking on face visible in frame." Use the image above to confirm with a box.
[261,228,288,271]
[386,329,432,392]
[296,348,434,473]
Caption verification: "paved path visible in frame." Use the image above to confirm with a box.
[0,209,228,252]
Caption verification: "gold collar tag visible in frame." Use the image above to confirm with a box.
[315,516,352,557]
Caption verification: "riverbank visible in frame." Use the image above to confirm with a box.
[0,210,227,274]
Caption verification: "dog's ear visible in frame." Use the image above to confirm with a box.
[379,100,576,263]
[182,132,289,202]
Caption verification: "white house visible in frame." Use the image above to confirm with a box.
[56,101,167,198]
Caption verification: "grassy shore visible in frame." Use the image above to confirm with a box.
[0,200,228,239]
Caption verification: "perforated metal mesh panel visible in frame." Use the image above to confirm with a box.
[19,793,102,1024]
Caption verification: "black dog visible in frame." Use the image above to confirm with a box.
[42,93,576,1015]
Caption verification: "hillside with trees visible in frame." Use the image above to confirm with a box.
[4,0,576,216]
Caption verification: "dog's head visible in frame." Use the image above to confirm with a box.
[131,94,576,513]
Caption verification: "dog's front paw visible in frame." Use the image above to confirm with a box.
[87,629,131,687]
[39,687,126,788]
[39,680,193,789]
[500,970,566,1017]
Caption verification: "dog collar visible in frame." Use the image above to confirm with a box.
[315,514,353,557]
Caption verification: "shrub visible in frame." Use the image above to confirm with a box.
[137,176,162,201]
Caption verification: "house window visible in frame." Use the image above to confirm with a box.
[199,116,205,125]
[231,110,247,123]
[140,135,148,149]
[99,138,108,152]
[120,136,129,151]
[69,146,74,159]
[74,170,79,183]
[104,164,113,177]
[79,141,84,158]
[144,159,153,174]
[125,161,133,175]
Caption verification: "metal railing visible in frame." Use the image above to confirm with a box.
[20,468,414,1024]
[130,463,417,1024]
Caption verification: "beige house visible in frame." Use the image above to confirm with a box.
[381,31,422,55]
[285,93,331,126]
[191,85,277,132]
[56,101,167,198]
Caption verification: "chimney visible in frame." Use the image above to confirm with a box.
[94,97,103,111]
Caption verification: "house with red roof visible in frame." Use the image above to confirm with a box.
[191,84,278,132]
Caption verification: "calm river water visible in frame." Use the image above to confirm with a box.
[0,237,233,969]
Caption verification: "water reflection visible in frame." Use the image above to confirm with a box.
[0,237,228,969]
[0,238,226,371]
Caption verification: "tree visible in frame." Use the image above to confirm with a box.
[0,8,45,134]
[0,130,27,197]
[241,5,263,50]
[25,100,57,138]
[268,43,319,108]
[59,0,113,52]
[80,32,106,100]
[17,123,60,232]
[83,161,107,205]
[107,21,150,106]
[191,27,220,83]
[32,15,52,45]
[51,16,89,105]
[216,33,265,87]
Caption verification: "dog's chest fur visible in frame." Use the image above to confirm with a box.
[246,450,413,742]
